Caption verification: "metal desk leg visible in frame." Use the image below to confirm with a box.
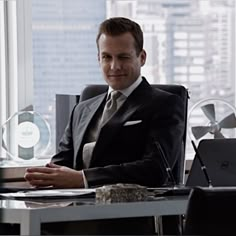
[20,212,41,235]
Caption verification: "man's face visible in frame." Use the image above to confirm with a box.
[97,32,146,90]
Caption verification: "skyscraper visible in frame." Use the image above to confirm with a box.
[31,0,235,159]
[32,0,106,155]
[107,0,235,158]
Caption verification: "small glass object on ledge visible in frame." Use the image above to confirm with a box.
[1,111,51,163]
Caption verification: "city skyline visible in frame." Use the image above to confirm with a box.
[31,0,235,159]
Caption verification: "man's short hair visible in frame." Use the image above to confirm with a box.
[96,17,143,56]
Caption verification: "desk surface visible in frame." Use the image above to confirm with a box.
[0,196,188,235]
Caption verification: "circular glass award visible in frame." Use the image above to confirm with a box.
[1,111,51,162]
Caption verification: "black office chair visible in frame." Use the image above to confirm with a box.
[184,186,236,235]
[80,83,189,235]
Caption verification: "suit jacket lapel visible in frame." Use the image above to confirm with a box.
[73,93,106,165]
[90,79,152,166]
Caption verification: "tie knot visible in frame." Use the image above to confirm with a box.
[110,90,122,101]
[101,91,122,125]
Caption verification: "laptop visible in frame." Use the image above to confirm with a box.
[186,139,236,187]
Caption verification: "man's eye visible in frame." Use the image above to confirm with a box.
[102,55,110,59]
[120,56,130,59]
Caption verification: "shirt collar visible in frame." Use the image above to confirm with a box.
[107,75,142,99]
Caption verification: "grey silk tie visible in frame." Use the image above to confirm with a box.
[101,90,122,125]
[83,91,122,168]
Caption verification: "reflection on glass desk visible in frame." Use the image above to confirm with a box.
[0,188,96,198]
[0,198,94,209]
[0,195,188,235]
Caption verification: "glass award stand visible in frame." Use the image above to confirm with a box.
[1,111,51,165]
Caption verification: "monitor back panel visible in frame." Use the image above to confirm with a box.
[186,139,236,187]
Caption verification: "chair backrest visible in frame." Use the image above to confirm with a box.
[184,186,236,235]
[80,84,189,185]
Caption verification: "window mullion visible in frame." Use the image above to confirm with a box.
[7,0,18,116]
[15,0,33,112]
[0,1,8,157]
[0,0,33,159]
[0,1,7,124]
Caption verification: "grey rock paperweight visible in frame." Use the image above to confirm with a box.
[96,183,148,203]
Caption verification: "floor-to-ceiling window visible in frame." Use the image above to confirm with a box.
[0,0,235,165]
[0,0,33,164]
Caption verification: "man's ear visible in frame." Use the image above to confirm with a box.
[140,49,146,66]
[97,53,100,62]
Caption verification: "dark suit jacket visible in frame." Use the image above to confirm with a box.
[52,78,185,188]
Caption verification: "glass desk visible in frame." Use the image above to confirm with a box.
[0,196,188,235]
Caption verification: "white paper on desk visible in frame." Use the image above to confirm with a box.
[0,188,96,198]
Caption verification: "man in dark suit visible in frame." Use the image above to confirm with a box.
[24,17,185,234]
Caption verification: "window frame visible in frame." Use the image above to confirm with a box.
[0,0,33,158]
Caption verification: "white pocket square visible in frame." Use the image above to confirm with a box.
[124,120,142,126]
